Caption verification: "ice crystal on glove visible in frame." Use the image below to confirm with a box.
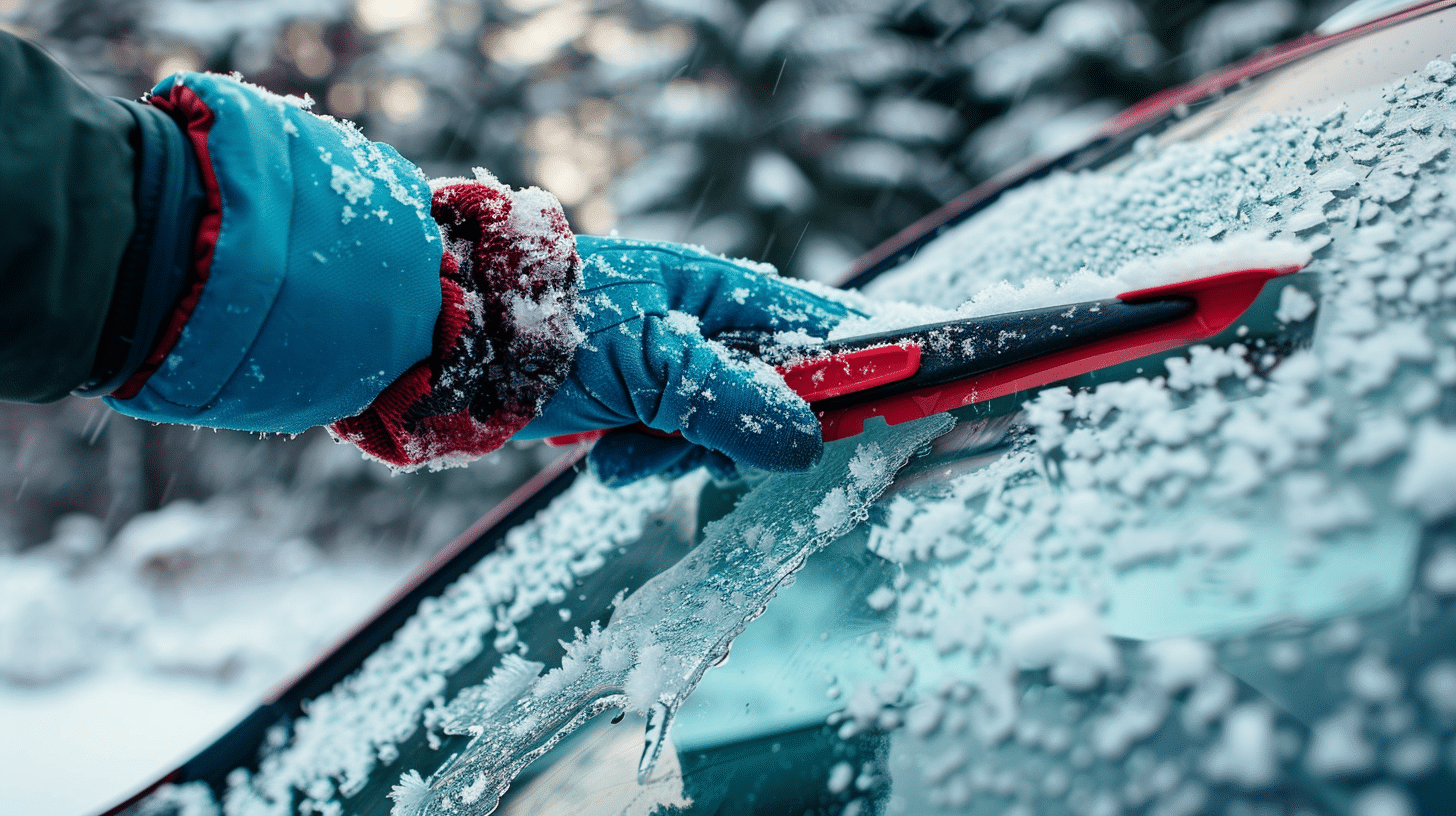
[331,171,582,471]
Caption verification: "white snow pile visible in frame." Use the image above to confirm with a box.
[829,231,1312,340]
[0,497,414,816]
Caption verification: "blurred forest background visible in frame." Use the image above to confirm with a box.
[0,0,1345,692]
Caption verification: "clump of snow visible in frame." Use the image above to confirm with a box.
[812,487,852,535]
[1392,421,1456,521]
[0,557,95,685]
[1200,703,1279,788]
[129,782,220,816]
[1347,650,1405,703]
[442,655,544,735]
[865,586,897,612]
[1306,706,1376,777]
[1114,232,1310,291]
[329,163,375,205]
[846,443,889,491]
[1424,548,1456,594]
[1142,637,1215,690]
[1351,784,1416,816]
[387,770,430,816]
[1275,284,1317,323]
[0,500,405,696]
[1417,660,1456,716]
[1386,734,1439,778]
[1267,640,1303,674]
[0,494,423,815]
[1005,604,1119,691]
[1338,416,1410,469]
[830,233,1310,341]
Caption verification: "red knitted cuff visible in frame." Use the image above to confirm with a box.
[329,173,581,470]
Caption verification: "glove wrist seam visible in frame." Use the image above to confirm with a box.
[331,176,582,471]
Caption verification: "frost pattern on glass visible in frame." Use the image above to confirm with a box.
[829,58,1456,812]
[393,414,953,816]
[151,475,678,816]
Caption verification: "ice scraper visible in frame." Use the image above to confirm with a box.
[546,263,1304,448]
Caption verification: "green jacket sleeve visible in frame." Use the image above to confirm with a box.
[0,32,136,402]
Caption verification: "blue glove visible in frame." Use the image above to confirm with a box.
[518,236,859,483]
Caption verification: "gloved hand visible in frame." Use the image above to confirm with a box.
[97,68,853,481]
[516,236,859,484]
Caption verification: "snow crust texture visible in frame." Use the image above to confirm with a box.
[832,54,1456,814]
[186,475,676,816]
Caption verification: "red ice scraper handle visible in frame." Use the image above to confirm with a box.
[545,265,1302,447]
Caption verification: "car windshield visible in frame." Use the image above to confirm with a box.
[126,7,1456,816]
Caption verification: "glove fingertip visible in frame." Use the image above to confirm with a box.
[588,431,702,486]
[702,409,825,474]
[762,431,825,473]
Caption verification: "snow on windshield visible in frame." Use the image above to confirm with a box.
[393,414,952,815]
[140,411,951,816]
[833,57,1456,813]
[188,474,682,815]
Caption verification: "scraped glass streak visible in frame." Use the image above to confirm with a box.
[184,476,679,816]
[831,60,1456,812]
[393,414,954,816]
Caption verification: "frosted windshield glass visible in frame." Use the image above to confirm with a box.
[396,414,953,815]
[822,38,1456,816]
[196,474,690,815]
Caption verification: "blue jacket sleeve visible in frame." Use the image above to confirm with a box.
[102,72,444,434]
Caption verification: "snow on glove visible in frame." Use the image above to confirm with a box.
[330,174,581,470]
[516,235,858,483]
